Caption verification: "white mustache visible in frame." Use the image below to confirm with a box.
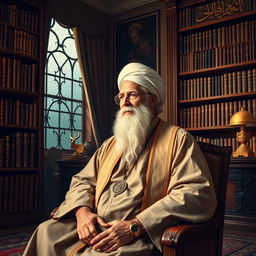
[120,106,135,114]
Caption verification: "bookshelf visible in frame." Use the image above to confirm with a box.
[164,0,256,154]
[163,0,256,230]
[0,0,45,228]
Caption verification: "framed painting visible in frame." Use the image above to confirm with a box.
[114,11,159,80]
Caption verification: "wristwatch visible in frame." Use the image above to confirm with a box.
[129,221,141,238]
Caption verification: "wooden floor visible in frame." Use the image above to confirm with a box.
[224,226,256,237]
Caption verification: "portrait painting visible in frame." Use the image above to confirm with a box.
[114,12,159,79]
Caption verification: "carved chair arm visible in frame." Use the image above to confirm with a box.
[161,217,221,247]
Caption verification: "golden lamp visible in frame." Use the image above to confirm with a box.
[229,107,256,158]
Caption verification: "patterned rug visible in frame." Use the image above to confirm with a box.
[0,231,255,255]
[0,231,31,256]
[223,233,256,256]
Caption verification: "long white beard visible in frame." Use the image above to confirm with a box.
[113,104,153,168]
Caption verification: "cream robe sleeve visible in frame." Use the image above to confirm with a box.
[53,137,114,219]
[136,128,217,252]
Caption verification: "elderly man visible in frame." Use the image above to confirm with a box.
[23,62,217,256]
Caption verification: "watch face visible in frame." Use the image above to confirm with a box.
[131,223,140,232]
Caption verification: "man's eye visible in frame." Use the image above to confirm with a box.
[118,95,124,99]
[130,93,138,98]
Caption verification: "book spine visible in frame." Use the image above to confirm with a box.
[15,132,23,168]
[0,138,5,167]
[5,135,11,168]
[30,133,36,168]
[23,132,30,168]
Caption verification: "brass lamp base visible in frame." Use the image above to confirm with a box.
[232,144,255,157]
[229,108,256,158]
[232,125,255,158]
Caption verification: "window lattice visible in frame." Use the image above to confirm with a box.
[44,19,84,149]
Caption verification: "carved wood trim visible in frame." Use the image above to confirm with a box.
[165,6,178,124]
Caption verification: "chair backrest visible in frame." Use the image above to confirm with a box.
[161,142,232,256]
[198,142,232,255]
[198,142,231,216]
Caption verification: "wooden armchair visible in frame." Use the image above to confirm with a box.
[161,142,232,256]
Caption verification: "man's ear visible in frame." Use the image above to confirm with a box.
[150,94,158,114]
[151,94,157,106]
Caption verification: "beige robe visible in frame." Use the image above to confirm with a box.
[23,119,217,256]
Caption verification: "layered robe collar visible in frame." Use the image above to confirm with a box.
[95,118,179,211]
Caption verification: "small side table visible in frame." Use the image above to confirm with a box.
[55,156,89,204]
[225,157,256,231]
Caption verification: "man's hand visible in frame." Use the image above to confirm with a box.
[75,206,109,244]
[90,220,134,253]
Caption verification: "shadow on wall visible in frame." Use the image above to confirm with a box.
[43,147,62,215]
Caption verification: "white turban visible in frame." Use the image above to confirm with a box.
[117,62,165,111]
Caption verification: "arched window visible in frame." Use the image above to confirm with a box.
[44,19,84,149]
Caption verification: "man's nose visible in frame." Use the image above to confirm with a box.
[121,95,131,107]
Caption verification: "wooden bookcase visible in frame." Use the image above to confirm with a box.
[0,0,45,228]
[163,0,256,229]
[164,0,256,151]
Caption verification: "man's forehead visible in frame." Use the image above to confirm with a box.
[119,80,143,92]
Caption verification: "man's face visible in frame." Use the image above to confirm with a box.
[130,31,140,46]
[118,81,148,116]
[114,81,154,165]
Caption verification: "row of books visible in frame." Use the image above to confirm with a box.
[179,99,256,128]
[195,136,256,156]
[0,174,39,214]
[0,99,37,127]
[0,25,38,57]
[180,41,256,72]
[0,132,37,168]
[179,20,256,53]
[0,2,39,33]
[0,56,38,92]
[179,0,256,29]
[180,68,256,100]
